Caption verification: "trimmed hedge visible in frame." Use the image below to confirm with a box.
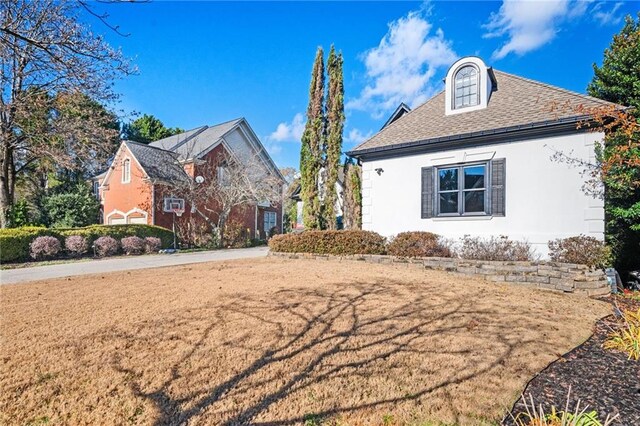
[268,230,386,255]
[0,227,61,263]
[0,224,174,263]
[57,225,174,248]
[387,231,452,258]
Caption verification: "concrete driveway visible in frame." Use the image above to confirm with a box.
[0,246,269,285]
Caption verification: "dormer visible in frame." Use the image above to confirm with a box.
[444,57,496,116]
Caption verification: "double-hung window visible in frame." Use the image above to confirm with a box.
[437,163,487,216]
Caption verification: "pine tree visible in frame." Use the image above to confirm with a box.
[588,13,640,110]
[323,46,345,230]
[587,13,640,271]
[300,47,325,230]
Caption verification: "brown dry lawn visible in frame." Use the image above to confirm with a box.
[0,258,610,426]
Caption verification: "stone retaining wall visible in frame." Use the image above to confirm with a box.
[269,251,610,297]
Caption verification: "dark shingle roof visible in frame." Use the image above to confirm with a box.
[148,126,208,151]
[350,70,617,154]
[171,118,242,160]
[124,141,190,183]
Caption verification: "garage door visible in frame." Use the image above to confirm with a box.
[109,217,126,225]
[127,216,147,224]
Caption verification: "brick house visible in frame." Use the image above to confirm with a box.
[94,118,284,240]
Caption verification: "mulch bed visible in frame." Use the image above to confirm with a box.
[504,295,640,425]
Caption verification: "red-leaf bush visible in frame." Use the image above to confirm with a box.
[65,235,88,256]
[548,235,612,268]
[457,235,535,261]
[268,230,386,255]
[0,224,173,263]
[93,236,119,257]
[144,237,162,253]
[387,232,452,258]
[29,236,61,260]
[121,236,145,255]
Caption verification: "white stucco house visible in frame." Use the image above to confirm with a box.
[347,57,615,257]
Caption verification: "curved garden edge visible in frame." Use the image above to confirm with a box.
[503,295,640,425]
[268,251,611,296]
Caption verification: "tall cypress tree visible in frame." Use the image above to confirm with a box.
[300,47,325,230]
[323,46,345,230]
[343,159,362,230]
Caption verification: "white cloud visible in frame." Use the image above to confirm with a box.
[346,128,373,145]
[347,9,457,118]
[592,2,624,26]
[265,142,282,155]
[483,0,587,60]
[268,113,305,142]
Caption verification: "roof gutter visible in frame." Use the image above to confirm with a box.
[347,115,593,160]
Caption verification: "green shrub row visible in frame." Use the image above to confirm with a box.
[269,230,612,267]
[386,232,451,258]
[268,230,386,255]
[0,224,174,263]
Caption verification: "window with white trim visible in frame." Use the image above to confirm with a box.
[437,162,487,216]
[122,158,131,183]
[453,65,479,109]
[263,211,277,233]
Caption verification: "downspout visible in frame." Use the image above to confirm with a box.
[151,184,155,225]
[254,205,258,239]
[280,186,284,234]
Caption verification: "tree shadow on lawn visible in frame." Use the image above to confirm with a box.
[100,280,562,425]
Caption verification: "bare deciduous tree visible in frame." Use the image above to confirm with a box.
[0,0,135,226]
[166,150,283,246]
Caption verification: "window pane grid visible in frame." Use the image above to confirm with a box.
[437,163,487,215]
[453,65,479,109]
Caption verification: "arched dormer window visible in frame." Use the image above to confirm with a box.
[122,158,131,183]
[453,65,479,109]
[445,57,493,116]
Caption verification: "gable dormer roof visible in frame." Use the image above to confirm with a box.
[124,141,190,183]
[381,103,411,130]
[348,69,618,158]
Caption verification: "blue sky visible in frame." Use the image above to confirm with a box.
[90,1,638,169]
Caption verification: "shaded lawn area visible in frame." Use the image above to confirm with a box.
[0,258,610,425]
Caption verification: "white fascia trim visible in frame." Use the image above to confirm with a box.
[100,143,125,189]
[105,207,149,221]
[106,209,126,220]
[236,120,285,182]
[192,138,223,161]
[101,142,150,189]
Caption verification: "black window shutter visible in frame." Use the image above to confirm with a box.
[491,158,506,216]
[421,167,434,218]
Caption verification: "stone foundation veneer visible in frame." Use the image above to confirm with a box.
[269,251,610,297]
